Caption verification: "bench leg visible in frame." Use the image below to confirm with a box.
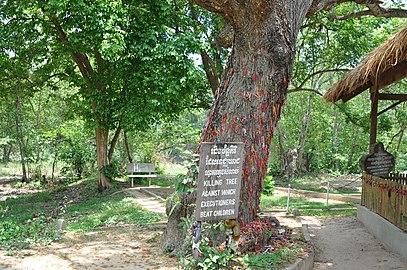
[148,178,151,186]
[131,178,134,187]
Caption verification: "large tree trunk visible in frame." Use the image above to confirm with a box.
[162,1,314,251]
[199,2,310,225]
[96,126,110,191]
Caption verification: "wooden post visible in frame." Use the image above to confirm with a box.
[369,85,379,154]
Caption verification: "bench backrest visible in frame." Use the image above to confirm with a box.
[126,163,156,173]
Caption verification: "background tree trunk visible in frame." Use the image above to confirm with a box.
[2,144,12,162]
[96,127,110,191]
[333,106,340,171]
[123,131,133,163]
[15,96,28,182]
[108,126,122,163]
[296,93,314,173]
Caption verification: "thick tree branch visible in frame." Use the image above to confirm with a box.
[294,68,350,90]
[43,10,95,81]
[287,87,323,96]
[190,0,244,23]
[200,50,220,95]
[108,126,122,163]
[331,7,407,20]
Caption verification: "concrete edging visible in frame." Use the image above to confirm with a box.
[284,223,315,270]
[357,205,407,261]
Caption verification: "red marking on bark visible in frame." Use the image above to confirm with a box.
[240,116,248,125]
[232,124,240,134]
[251,72,258,83]
[224,79,229,89]
[244,139,250,147]
[283,75,287,88]
[243,67,248,77]
[254,87,261,99]
[261,103,265,112]
[244,167,250,177]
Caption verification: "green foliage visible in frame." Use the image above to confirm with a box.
[262,176,274,196]
[175,173,197,194]
[260,194,356,216]
[100,160,124,181]
[0,176,162,250]
[67,196,162,232]
[241,242,305,270]
[196,237,235,270]
[49,119,95,179]
[0,216,61,250]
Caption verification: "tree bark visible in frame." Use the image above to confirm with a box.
[333,106,340,171]
[346,126,359,172]
[2,144,12,162]
[296,93,314,173]
[15,96,28,182]
[196,1,313,225]
[108,126,122,163]
[96,125,110,191]
[123,131,133,163]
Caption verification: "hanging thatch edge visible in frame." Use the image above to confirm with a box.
[324,26,407,103]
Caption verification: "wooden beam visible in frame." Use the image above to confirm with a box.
[377,61,407,90]
[369,85,379,154]
[378,93,407,101]
[341,83,371,102]
[378,100,405,116]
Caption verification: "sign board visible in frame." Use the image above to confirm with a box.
[359,142,395,177]
[195,142,244,222]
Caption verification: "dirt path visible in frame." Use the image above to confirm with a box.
[0,180,176,270]
[0,224,177,270]
[301,216,407,270]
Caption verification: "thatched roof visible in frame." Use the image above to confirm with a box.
[324,26,407,103]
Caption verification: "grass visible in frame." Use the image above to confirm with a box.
[66,194,161,232]
[241,242,307,270]
[276,173,361,194]
[260,194,357,216]
[0,175,162,250]
[128,177,174,187]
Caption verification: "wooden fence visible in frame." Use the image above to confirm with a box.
[361,173,407,232]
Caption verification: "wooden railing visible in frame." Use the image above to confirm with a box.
[361,173,407,232]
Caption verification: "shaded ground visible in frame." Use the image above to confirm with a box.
[0,176,40,201]
[0,224,177,270]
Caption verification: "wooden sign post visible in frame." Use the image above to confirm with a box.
[195,142,244,222]
[360,142,395,177]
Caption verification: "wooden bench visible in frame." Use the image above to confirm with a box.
[126,163,157,187]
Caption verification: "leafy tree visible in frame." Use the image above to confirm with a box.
[1,0,211,190]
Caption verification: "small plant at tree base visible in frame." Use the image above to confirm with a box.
[263,175,275,196]
[100,160,125,181]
